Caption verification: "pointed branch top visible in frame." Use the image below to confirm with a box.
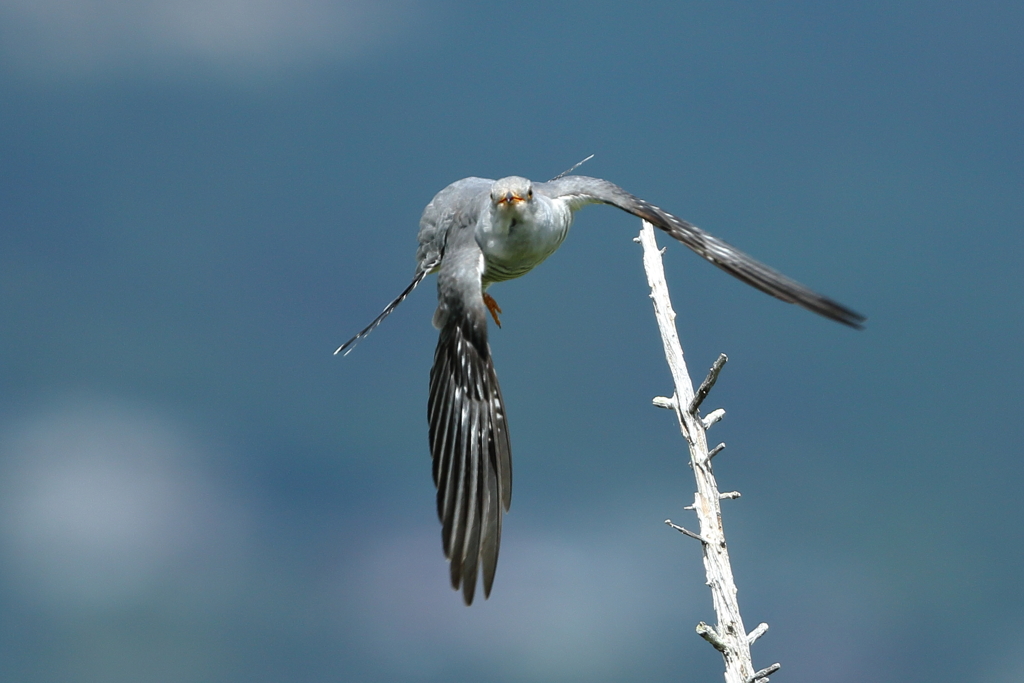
[689,353,728,415]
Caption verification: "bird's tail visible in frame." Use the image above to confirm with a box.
[334,270,428,356]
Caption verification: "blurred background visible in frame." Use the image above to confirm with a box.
[0,1,1021,681]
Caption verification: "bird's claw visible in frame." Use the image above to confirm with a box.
[483,293,503,328]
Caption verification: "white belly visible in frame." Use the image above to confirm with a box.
[478,200,573,284]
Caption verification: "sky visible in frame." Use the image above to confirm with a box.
[0,1,1022,681]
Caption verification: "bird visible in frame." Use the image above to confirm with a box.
[336,172,864,605]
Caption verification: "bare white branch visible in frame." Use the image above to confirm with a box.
[696,622,728,653]
[749,663,782,682]
[702,408,727,430]
[652,395,677,410]
[747,622,769,644]
[638,221,772,683]
[665,519,706,543]
[720,491,742,500]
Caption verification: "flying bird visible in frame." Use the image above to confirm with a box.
[336,173,864,604]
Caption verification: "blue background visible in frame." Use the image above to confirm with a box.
[1,1,1022,681]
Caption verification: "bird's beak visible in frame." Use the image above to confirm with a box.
[497,192,525,206]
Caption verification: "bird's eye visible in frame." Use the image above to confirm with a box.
[527,189,533,199]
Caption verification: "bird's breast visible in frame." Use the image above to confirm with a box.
[478,203,573,284]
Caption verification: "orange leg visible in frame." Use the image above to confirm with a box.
[482,292,503,328]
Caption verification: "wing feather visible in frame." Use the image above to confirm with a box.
[537,175,865,328]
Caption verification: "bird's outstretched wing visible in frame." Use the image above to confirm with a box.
[428,221,512,605]
[333,269,430,356]
[536,175,866,328]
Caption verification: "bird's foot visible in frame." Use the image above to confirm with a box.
[483,293,503,328]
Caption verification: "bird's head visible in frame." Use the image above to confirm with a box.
[490,176,534,211]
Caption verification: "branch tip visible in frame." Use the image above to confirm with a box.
[720,491,741,500]
[696,621,728,653]
[652,395,677,410]
[663,520,704,540]
[748,663,781,683]
[702,408,726,430]
[708,442,726,459]
[688,353,728,413]
[747,622,769,644]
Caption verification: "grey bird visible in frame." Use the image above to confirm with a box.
[336,174,864,605]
